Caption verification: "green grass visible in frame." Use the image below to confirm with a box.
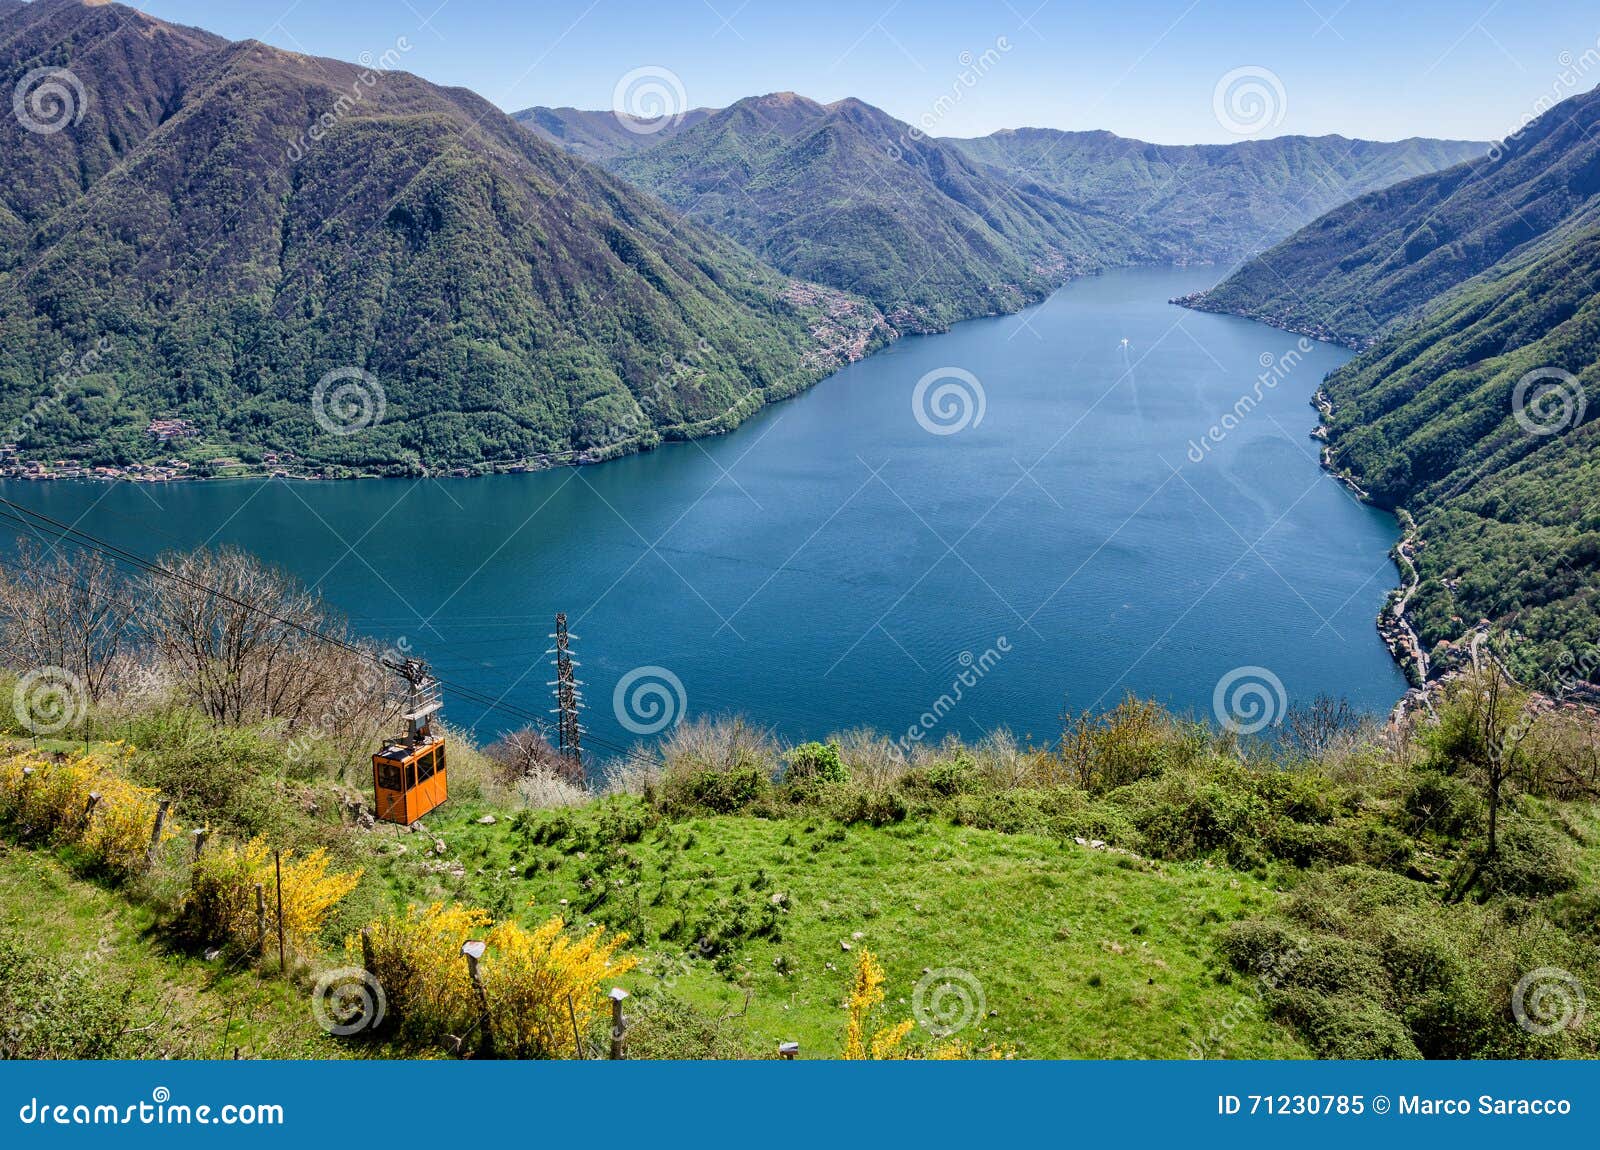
[0,844,337,1060]
[368,796,1308,1058]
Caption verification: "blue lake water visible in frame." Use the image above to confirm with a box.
[1,267,1408,760]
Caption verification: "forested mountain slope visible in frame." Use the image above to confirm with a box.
[1183,85,1600,347]
[0,1,887,474]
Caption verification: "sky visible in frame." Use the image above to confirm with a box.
[116,0,1600,144]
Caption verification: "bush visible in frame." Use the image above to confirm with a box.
[183,836,361,956]
[662,764,769,814]
[120,709,285,837]
[0,749,176,876]
[1401,770,1482,842]
[785,741,848,785]
[1477,819,1579,897]
[354,902,635,1056]
[0,931,152,1058]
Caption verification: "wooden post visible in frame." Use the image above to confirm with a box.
[82,792,101,826]
[147,798,170,867]
[254,884,266,959]
[567,992,583,1059]
[273,850,285,973]
[461,940,493,1057]
[608,987,628,1060]
[191,828,209,860]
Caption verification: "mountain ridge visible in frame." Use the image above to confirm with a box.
[0,1,890,476]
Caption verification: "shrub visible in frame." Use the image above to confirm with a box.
[663,764,769,813]
[0,749,176,876]
[0,931,153,1058]
[1477,819,1579,897]
[354,902,635,1057]
[120,709,284,837]
[184,836,361,955]
[1401,770,1482,842]
[786,741,848,785]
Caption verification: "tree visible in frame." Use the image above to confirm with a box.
[1426,668,1534,858]
[141,546,351,727]
[0,540,138,703]
[484,724,583,787]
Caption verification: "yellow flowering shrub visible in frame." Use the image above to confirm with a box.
[187,836,361,955]
[0,748,175,875]
[482,916,636,1058]
[841,949,1009,1060]
[352,902,636,1057]
[356,901,490,1038]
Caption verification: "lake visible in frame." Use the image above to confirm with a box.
[0,266,1409,761]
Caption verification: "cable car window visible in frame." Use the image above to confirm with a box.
[417,749,436,783]
[376,762,403,791]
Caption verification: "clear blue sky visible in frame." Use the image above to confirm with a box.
[124,0,1600,143]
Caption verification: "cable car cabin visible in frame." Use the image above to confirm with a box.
[372,736,447,825]
[372,660,447,825]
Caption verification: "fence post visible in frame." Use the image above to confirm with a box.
[191,828,209,860]
[273,850,285,973]
[254,884,266,960]
[82,792,100,827]
[461,940,494,1058]
[608,987,628,1060]
[146,798,170,867]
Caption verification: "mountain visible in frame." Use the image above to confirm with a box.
[1193,86,1600,688]
[948,129,1486,267]
[1317,209,1600,688]
[521,95,1482,333]
[604,93,1154,332]
[1182,85,1600,347]
[0,1,889,475]
[512,104,715,163]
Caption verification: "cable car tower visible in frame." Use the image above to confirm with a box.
[548,613,584,770]
[371,657,449,825]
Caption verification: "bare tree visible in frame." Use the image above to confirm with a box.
[141,546,351,727]
[0,540,139,702]
[486,724,583,787]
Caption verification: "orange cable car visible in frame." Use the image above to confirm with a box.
[373,660,448,825]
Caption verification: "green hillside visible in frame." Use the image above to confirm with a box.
[607,93,1151,332]
[949,129,1485,266]
[1319,213,1600,687]
[1184,85,1600,347]
[0,1,888,475]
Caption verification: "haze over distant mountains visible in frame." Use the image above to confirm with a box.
[1187,83,1600,688]
[520,96,1484,330]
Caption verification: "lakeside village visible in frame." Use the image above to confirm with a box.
[0,419,613,483]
